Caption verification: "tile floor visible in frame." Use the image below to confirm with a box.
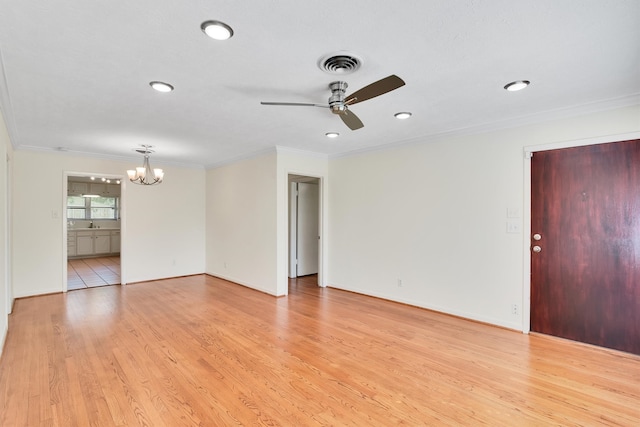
[67,256,120,290]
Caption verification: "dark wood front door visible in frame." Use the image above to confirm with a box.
[531,139,640,354]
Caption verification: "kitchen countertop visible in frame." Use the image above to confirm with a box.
[69,228,120,231]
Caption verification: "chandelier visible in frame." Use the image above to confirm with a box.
[127,145,164,185]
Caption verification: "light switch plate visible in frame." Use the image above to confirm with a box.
[507,207,521,218]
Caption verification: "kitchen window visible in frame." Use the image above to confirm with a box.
[67,196,119,220]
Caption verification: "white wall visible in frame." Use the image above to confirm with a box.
[205,152,278,295]
[0,109,9,356]
[204,148,329,296]
[328,105,640,330]
[5,104,639,336]
[12,150,205,297]
[121,163,205,283]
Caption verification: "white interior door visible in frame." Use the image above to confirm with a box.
[296,182,319,276]
[289,182,297,278]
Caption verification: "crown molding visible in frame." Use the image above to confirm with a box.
[331,94,640,160]
[15,145,205,170]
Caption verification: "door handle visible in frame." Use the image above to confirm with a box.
[532,245,542,253]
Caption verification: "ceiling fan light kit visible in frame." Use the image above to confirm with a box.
[325,132,340,138]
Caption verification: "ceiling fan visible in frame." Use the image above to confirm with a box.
[261,75,405,130]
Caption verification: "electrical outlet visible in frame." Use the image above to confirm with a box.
[512,304,519,315]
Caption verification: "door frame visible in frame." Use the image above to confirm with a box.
[5,151,12,314]
[62,171,126,292]
[522,131,640,333]
[284,172,326,290]
[289,182,298,278]
[288,179,320,279]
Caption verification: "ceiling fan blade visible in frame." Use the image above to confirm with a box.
[345,75,405,105]
[339,109,364,130]
[261,101,327,108]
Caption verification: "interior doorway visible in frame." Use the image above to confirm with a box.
[289,175,320,284]
[65,173,123,291]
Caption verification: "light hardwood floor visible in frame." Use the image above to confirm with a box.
[0,274,638,426]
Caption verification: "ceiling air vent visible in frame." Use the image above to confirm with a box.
[318,52,362,75]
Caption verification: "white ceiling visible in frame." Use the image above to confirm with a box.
[0,1,638,168]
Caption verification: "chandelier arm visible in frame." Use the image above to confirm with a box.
[128,147,164,185]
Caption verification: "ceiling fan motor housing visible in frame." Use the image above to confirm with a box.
[329,81,348,114]
[260,74,404,131]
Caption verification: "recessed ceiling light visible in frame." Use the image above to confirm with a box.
[504,80,530,92]
[394,112,412,120]
[149,81,174,92]
[325,132,340,138]
[201,20,234,40]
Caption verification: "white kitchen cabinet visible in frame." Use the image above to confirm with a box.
[110,230,120,253]
[89,182,121,196]
[67,231,77,256]
[76,231,94,256]
[68,182,88,196]
[105,184,120,196]
[70,229,120,258]
[94,231,111,254]
[89,183,106,195]
[68,181,121,197]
